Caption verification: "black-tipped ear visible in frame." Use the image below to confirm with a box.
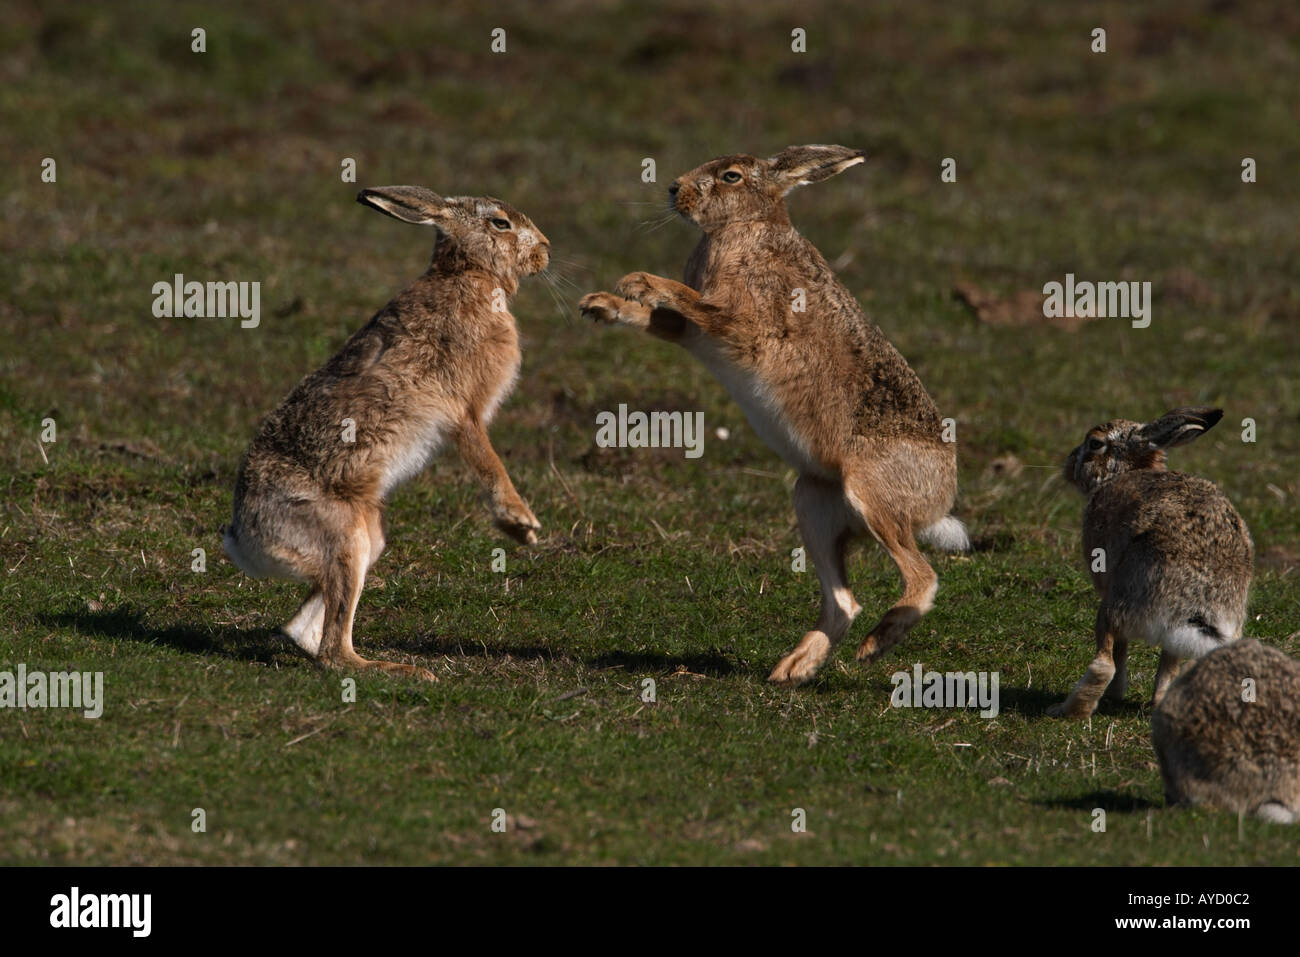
[766,145,866,194]
[357,186,445,225]
[1140,407,1224,450]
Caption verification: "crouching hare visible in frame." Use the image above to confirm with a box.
[1152,639,1300,823]
[580,145,966,686]
[1049,407,1254,718]
[223,187,549,680]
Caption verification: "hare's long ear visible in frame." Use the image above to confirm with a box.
[357,186,446,225]
[766,145,866,195]
[1140,407,1224,449]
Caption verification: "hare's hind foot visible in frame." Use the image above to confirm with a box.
[854,607,925,664]
[1046,698,1093,719]
[319,650,438,682]
[853,582,935,664]
[1047,657,1116,719]
[769,632,832,686]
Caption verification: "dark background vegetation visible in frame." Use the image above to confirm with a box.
[1,0,1297,863]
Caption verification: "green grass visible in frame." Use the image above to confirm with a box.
[2,0,1299,864]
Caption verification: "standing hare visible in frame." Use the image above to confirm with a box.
[579,145,966,686]
[1152,639,1300,823]
[1048,407,1254,718]
[223,186,549,680]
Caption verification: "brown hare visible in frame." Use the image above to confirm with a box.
[223,186,549,680]
[579,145,965,686]
[1048,407,1254,718]
[1152,639,1300,823]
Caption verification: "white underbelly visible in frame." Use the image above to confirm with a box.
[481,360,521,426]
[379,417,451,498]
[689,340,827,476]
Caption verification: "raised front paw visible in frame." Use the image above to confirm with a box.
[613,271,673,309]
[578,291,649,330]
[579,291,627,324]
[493,498,541,545]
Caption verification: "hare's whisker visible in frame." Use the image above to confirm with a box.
[635,212,678,235]
[549,257,592,271]
[540,272,574,322]
[542,267,581,294]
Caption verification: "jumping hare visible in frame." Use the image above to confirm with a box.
[579,145,966,686]
[1049,407,1253,718]
[224,186,549,680]
[1152,639,1300,823]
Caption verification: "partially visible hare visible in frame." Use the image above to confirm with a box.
[1048,407,1253,718]
[223,186,549,680]
[1152,639,1300,823]
[579,145,966,686]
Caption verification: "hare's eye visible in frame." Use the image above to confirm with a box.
[721,171,743,184]
[490,218,512,231]
[1087,437,1105,452]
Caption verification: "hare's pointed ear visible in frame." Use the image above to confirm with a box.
[357,186,446,225]
[766,145,866,195]
[1140,407,1224,449]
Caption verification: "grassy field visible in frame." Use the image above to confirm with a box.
[2,0,1299,864]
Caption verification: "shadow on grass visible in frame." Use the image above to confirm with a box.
[995,684,1145,718]
[590,649,737,677]
[45,610,739,677]
[1036,790,1159,812]
[44,609,283,665]
[386,632,560,661]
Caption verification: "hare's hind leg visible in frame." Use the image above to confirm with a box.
[769,476,862,686]
[846,497,937,663]
[1047,610,1116,718]
[282,512,386,657]
[1104,637,1130,701]
[1151,649,1182,709]
[281,588,325,657]
[316,508,435,682]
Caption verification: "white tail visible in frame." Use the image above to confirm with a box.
[918,515,970,553]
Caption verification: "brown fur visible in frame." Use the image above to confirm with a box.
[579,145,963,685]
[1152,639,1300,823]
[224,187,549,680]
[1049,408,1254,717]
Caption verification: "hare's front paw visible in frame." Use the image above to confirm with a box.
[493,499,541,545]
[614,271,673,309]
[579,292,650,330]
